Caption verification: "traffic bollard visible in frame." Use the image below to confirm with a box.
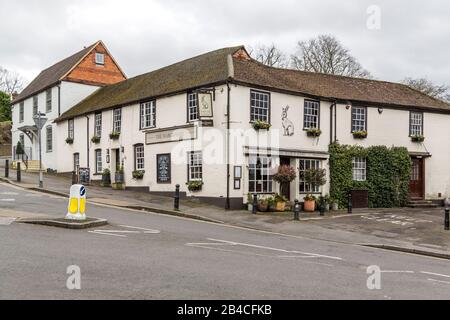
[319,196,325,217]
[445,208,449,231]
[294,200,300,221]
[348,192,353,214]
[252,194,258,215]
[174,184,180,211]
[5,159,9,178]
[17,162,21,182]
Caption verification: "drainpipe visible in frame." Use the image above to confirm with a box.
[329,101,337,144]
[85,115,90,168]
[225,80,231,210]
[57,84,61,117]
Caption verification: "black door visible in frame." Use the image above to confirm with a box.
[280,157,291,200]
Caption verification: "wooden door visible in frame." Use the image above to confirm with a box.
[279,157,291,200]
[409,158,424,199]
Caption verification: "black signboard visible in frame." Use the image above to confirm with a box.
[78,167,91,185]
[157,154,171,184]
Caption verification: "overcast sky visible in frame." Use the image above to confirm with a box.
[1,0,449,87]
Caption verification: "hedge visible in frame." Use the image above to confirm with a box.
[329,143,411,209]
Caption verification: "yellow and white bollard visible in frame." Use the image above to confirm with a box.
[66,185,87,221]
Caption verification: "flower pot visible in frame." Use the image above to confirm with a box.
[258,202,269,212]
[325,203,330,212]
[331,202,339,211]
[115,172,124,184]
[275,201,286,212]
[304,200,316,212]
[101,174,111,187]
[248,204,253,211]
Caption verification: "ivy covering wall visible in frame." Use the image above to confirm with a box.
[329,143,411,209]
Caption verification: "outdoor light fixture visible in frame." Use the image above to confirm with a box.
[378,107,384,114]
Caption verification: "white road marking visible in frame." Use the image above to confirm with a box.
[428,279,450,285]
[0,199,15,202]
[187,238,343,261]
[88,231,127,238]
[381,270,415,274]
[119,225,161,234]
[421,271,450,278]
[93,230,141,234]
[0,192,19,196]
[0,217,16,225]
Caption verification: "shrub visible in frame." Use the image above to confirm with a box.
[187,181,203,192]
[306,128,322,137]
[252,120,272,131]
[132,170,145,180]
[91,136,101,144]
[109,132,121,140]
[353,131,368,139]
[411,135,425,143]
[15,141,24,155]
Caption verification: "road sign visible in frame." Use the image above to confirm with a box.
[66,185,87,221]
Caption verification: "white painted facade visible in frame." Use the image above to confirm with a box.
[54,82,450,208]
[11,81,101,170]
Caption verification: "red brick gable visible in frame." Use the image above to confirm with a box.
[63,42,126,86]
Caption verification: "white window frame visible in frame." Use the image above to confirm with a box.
[188,92,199,122]
[113,108,122,133]
[250,90,270,123]
[19,102,24,123]
[140,100,156,129]
[73,153,80,172]
[248,156,274,194]
[134,144,145,171]
[95,113,102,137]
[352,158,367,182]
[33,96,38,116]
[188,151,203,181]
[68,119,74,139]
[95,53,105,65]
[351,106,367,132]
[46,89,52,113]
[304,100,320,129]
[299,159,322,194]
[46,125,53,153]
[410,112,423,136]
[95,149,103,174]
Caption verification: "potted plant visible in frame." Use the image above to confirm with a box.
[101,169,111,187]
[15,141,24,159]
[306,128,322,137]
[247,193,254,211]
[66,137,74,144]
[110,131,121,140]
[252,120,272,131]
[323,195,331,211]
[91,135,101,144]
[132,170,145,180]
[353,131,368,139]
[273,194,288,212]
[411,135,425,143]
[112,166,125,190]
[303,167,327,212]
[258,198,269,212]
[273,165,297,200]
[186,181,203,192]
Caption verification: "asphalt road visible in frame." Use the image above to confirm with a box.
[1,182,450,300]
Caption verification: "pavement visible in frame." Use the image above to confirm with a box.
[0,167,449,260]
[1,182,450,299]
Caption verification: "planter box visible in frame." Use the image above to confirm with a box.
[112,183,126,190]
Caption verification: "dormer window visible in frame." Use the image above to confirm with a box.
[95,53,105,65]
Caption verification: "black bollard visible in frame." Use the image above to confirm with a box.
[17,162,21,182]
[445,208,449,231]
[174,184,180,211]
[294,200,300,221]
[72,171,78,185]
[319,196,325,217]
[348,192,353,214]
[5,159,9,178]
[252,194,258,215]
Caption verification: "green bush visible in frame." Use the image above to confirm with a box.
[329,143,411,209]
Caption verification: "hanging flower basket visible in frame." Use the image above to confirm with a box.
[252,120,272,131]
[109,132,121,140]
[411,135,425,143]
[353,131,368,139]
[306,128,322,137]
[91,136,101,144]
[132,170,145,180]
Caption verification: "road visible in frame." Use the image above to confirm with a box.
[1,182,450,300]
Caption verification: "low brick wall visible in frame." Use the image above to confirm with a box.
[0,144,11,157]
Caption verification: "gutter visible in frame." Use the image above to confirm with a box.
[225,55,234,210]
[85,115,90,168]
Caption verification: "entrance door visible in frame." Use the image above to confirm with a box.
[115,149,120,170]
[409,158,424,199]
[279,157,291,200]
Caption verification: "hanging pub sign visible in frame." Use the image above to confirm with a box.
[157,154,171,184]
[198,92,213,118]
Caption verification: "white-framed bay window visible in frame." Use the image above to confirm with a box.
[248,156,273,194]
[352,158,367,182]
[188,151,203,181]
[140,100,156,129]
[299,159,322,194]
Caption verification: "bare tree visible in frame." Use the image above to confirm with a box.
[291,35,372,79]
[0,66,25,96]
[403,77,450,103]
[249,44,289,68]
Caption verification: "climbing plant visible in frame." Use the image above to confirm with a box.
[329,143,411,209]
